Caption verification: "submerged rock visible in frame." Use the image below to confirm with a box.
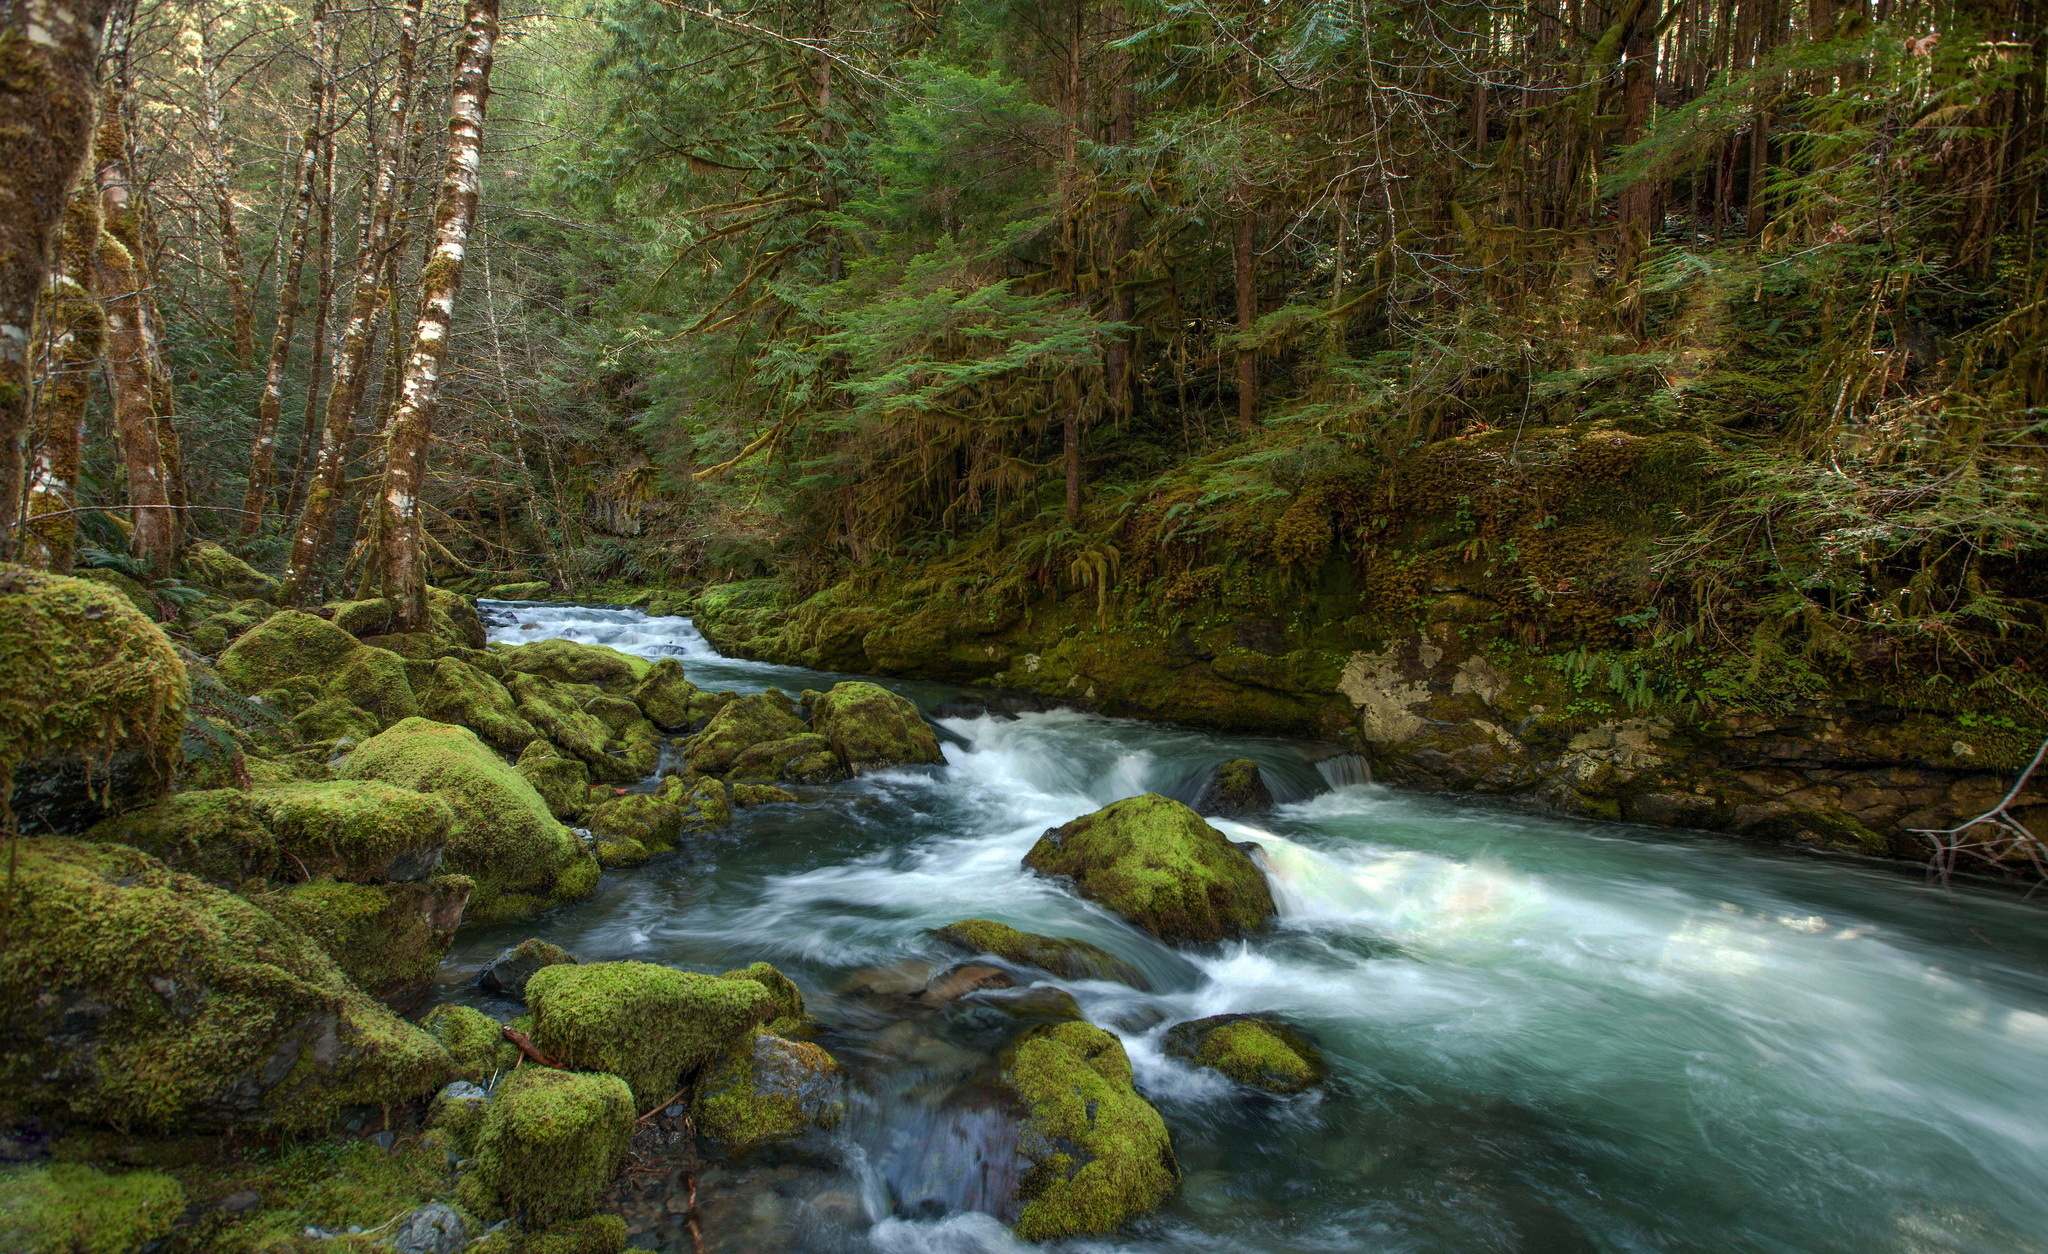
[465,1067,635,1227]
[479,937,578,1000]
[0,1162,185,1254]
[1022,793,1276,943]
[932,919,1148,988]
[808,681,944,774]
[1192,757,1273,817]
[692,1030,846,1151]
[921,964,1015,1003]
[1162,1014,1326,1095]
[1002,1020,1179,1241]
[525,961,776,1106]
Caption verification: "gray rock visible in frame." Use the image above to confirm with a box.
[1193,758,1273,817]
[476,937,577,1000]
[389,1201,466,1254]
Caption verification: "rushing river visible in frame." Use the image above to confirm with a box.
[443,601,2048,1254]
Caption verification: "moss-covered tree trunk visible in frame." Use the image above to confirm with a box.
[366,0,497,629]
[0,0,119,562]
[25,181,103,572]
[195,25,255,370]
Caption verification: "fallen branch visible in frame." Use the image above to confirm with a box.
[500,1025,561,1068]
[1911,738,2048,894]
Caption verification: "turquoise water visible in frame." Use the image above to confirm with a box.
[451,603,2048,1254]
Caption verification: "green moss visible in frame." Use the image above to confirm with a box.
[423,1004,521,1083]
[1003,1020,1179,1241]
[0,1162,185,1254]
[507,673,622,780]
[216,609,360,694]
[809,681,944,774]
[428,1079,491,1152]
[486,581,552,600]
[516,740,592,821]
[188,607,260,656]
[0,838,451,1131]
[500,638,649,689]
[0,566,187,819]
[587,791,683,854]
[257,875,472,1003]
[1162,1014,1326,1095]
[470,1067,635,1226]
[157,1132,451,1253]
[628,657,697,729]
[181,541,277,601]
[718,961,819,1037]
[248,779,455,882]
[684,692,806,774]
[291,696,381,743]
[519,1215,630,1254]
[725,733,848,783]
[691,1030,845,1150]
[1193,758,1273,817]
[325,645,420,728]
[933,919,1146,987]
[731,782,798,806]
[339,718,598,923]
[415,656,540,753]
[1023,793,1276,944]
[86,788,279,884]
[73,566,158,619]
[480,937,578,999]
[525,961,776,1107]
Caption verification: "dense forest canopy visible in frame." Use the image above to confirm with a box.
[4,0,2045,714]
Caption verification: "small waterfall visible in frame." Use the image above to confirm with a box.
[1316,752,1372,789]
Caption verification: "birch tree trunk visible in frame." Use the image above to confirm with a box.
[239,0,330,536]
[365,0,496,628]
[25,181,105,572]
[0,0,119,559]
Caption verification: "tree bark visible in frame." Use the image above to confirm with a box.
[1234,210,1258,433]
[0,0,119,559]
[25,180,104,572]
[195,22,255,368]
[366,0,498,629]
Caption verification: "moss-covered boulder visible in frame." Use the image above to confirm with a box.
[628,657,697,729]
[181,540,278,601]
[467,1067,635,1227]
[500,638,647,689]
[516,740,592,821]
[322,645,419,728]
[1162,1014,1326,1095]
[259,875,472,1005]
[292,695,381,743]
[726,733,848,784]
[1002,1020,1179,1241]
[732,782,799,806]
[188,605,265,655]
[479,937,578,1000]
[0,1162,186,1254]
[1023,794,1276,944]
[416,655,539,753]
[525,961,777,1106]
[247,779,454,882]
[1,567,187,833]
[339,718,599,923]
[1193,758,1274,817]
[685,691,807,774]
[588,790,683,851]
[217,609,360,694]
[86,788,279,884]
[808,681,945,774]
[485,581,552,601]
[422,1003,521,1083]
[721,961,818,1037]
[508,672,622,779]
[933,919,1147,988]
[692,1030,845,1151]
[0,839,451,1131]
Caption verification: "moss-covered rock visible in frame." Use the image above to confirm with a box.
[479,937,578,1000]
[291,695,381,744]
[247,779,455,882]
[516,740,592,821]
[1023,794,1276,944]
[691,1030,845,1151]
[182,540,277,601]
[726,733,848,784]
[339,718,599,923]
[1,567,187,833]
[684,691,807,774]
[468,1067,635,1227]
[217,609,360,694]
[0,839,451,1130]
[525,961,777,1106]
[519,1215,631,1254]
[189,606,263,655]
[86,788,279,884]
[500,638,648,689]
[1002,1020,1179,1241]
[588,790,683,854]
[422,1003,521,1083]
[808,681,945,774]
[322,645,419,728]
[1161,1014,1326,1095]
[628,657,697,729]
[732,782,799,806]
[932,919,1147,988]
[258,875,472,1005]
[485,581,552,601]
[507,672,627,781]
[427,1079,491,1153]
[417,655,540,753]
[427,587,489,651]
[1192,758,1273,817]
[0,1162,185,1254]
[720,961,818,1038]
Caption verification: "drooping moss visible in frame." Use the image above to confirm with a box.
[691,1030,845,1151]
[479,937,578,999]
[339,718,598,923]
[933,919,1147,988]
[0,1162,185,1254]
[1161,1014,1326,1095]
[256,875,472,1004]
[324,644,420,728]
[500,638,649,689]
[0,566,187,829]
[1192,758,1274,817]
[181,540,277,602]
[525,961,776,1107]
[216,609,360,695]
[516,739,592,821]
[628,657,697,729]
[1003,1020,1179,1241]
[485,581,552,600]
[422,1003,520,1083]
[469,1067,636,1227]
[86,787,279,884]
[247,779,455,882]
[685,691,807,774]
[1023,793,1276,944]
[808,681,944,774]
[726,733,848,783]
[0,838,451,1131]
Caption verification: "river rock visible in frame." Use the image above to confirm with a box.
[1193,758,1273,817]
[1023,793,1276,943]
[1162,1014,1326,1095]
[808,681,945,773]
[260,875,473,1007]
[389,1201,468,1254]
[726,732,848,783]
[933,919,1148,988]
[478,937,578,1000]
[498,637,645,689]
[421,1004,521,1083]
[692,1030,847,1151]
[921,963,1016,1003]
[629,657,698,729]
[525,961,778,1106]
[462,1067,635,1226]
[687,690,808,773]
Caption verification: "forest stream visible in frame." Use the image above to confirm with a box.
[428,601,2048,1254]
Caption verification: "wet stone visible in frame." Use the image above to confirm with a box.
[390,1201,467,1254]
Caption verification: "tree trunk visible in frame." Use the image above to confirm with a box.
[366,0,498,629]
[196,25,255,368]
[25,181,104,572]
[0,0,119,560]
[1234,210,1258,432]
